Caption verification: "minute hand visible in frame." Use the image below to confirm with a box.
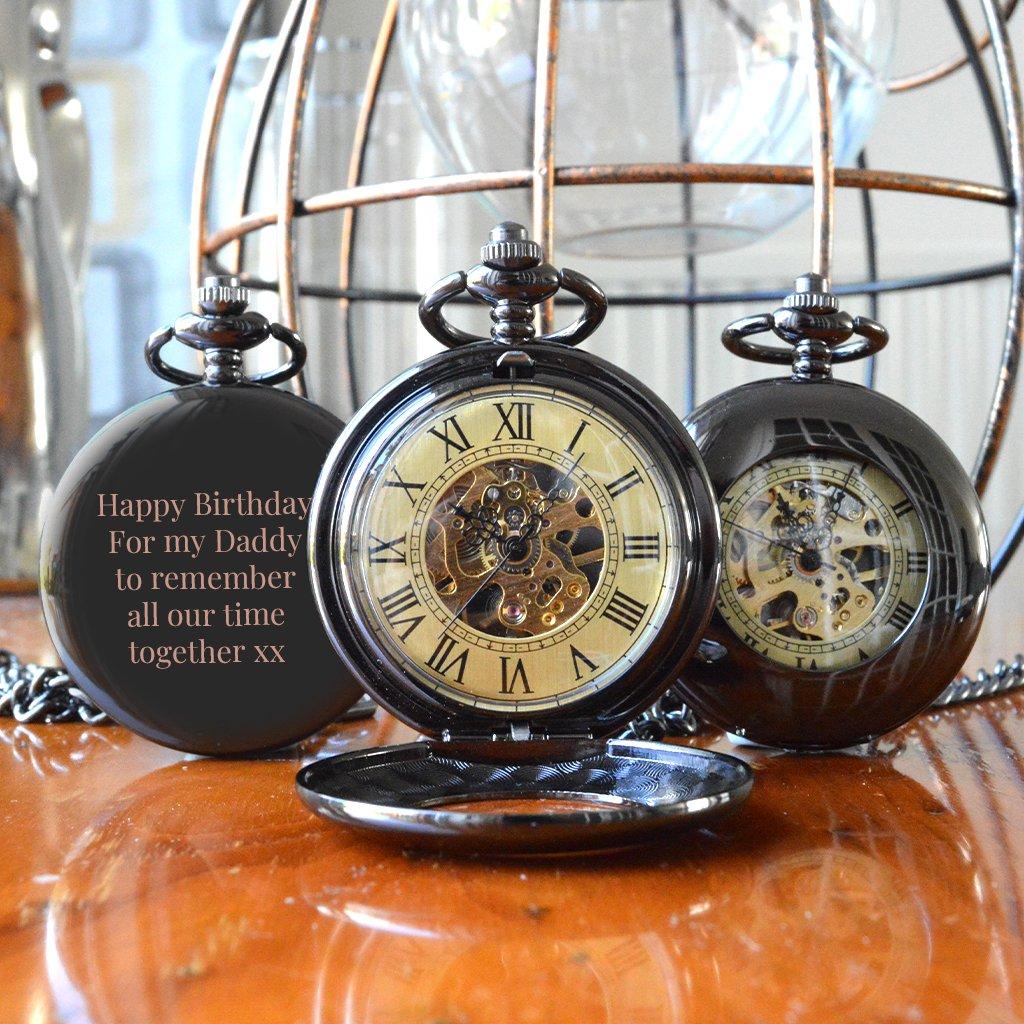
[826,465,859,526]
[441,512,545,630]
[725,521,803,557]
[442,550,515,631]
[536,453,585,514]
[726,522,838,571]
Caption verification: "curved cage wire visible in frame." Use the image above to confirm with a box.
[190,0,1024,681]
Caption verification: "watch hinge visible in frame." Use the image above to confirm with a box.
[441,721,595,744]
[509,721,532,742]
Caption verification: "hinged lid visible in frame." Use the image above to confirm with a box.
[441,718,594,745]
[299,223,748,854]
[296,739,753,855]
[433,717,599,765]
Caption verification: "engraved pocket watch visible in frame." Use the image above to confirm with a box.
[677,274,990,750]
[300,223,751,853]
[40,278,363,755]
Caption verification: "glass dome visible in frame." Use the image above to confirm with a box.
[400,0,898,258]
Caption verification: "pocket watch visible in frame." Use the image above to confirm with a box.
[299,223,751,853]
[40,278,364,755]
[677,273,990,750]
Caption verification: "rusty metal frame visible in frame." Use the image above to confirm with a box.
[189,0,1024,613]
[803,0,834,279]
[188,0,263,304]
[887,0,1020,92]
[974,0,1024,496]
[274,0,327,397]
[229,0,308,276]
[335,0,400,412]
[532,0,561,335]
[201,165,1014,254]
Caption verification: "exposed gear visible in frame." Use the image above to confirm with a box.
[426,458,605,638]
[729,474,890,643]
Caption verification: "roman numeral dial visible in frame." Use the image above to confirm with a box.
[602,589,649,634]
[888,599,916,632]
[368,534,406,564]
[426,634,469,682]
[428,415,472,461]
[607,467,643,499]
[493,401,534,441]
[715,453,930,672]
[623,534,660,560]
[351,382,681,711]
[378,583,424,642]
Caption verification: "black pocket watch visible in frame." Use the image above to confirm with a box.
[40,278,363,755]
[677,274,990,750]
[299,223,751,853]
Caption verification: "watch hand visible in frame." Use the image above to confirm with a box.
[441,514,545,629]
[728,523,803,557]
[826,465,859,526]
[443,552,513,629]
[453,503,489,524]
[536,454,585,515]
[728,522,838,572]
[452,504,503,543]
[774,491,798,523]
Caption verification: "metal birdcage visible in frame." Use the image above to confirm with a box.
[189,0,1024,691]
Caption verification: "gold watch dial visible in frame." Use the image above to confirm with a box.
[717,455,928,671]
[345,383,682,712]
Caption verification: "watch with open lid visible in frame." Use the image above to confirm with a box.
[677,273,990,750]
[299,223,751,854]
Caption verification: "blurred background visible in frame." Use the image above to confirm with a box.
[65,0,1022,643]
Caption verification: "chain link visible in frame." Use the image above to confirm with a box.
[0,651,108,725]
[1,646,1021,739]
[932,653,1024,706]
[617,654,1024,741]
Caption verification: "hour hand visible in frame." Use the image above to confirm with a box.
[453,503,491,527]
[453,505,501,540]
[774,492,797,521]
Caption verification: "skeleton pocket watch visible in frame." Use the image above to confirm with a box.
[677,274,990,750]
[299,223,751,853]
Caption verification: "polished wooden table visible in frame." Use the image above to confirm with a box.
[1,593,1022,1024]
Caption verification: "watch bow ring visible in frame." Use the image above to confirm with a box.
[418,221,608,350]
[145,276,307,387]
[721,273,888,374]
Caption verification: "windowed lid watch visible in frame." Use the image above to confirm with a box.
[677,274,990,750]
[298,224,751,854]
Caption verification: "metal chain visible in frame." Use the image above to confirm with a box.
[932,653,1024,706]
[618,653,1024,741]
[1,645,1022,738]
[620,684,705,742]
[0,651,108,725]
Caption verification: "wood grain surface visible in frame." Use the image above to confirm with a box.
[0,593,1021,1024]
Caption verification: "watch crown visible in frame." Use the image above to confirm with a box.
[783,272,840,314]
[481,221,543,270]
[198,275,251,316]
